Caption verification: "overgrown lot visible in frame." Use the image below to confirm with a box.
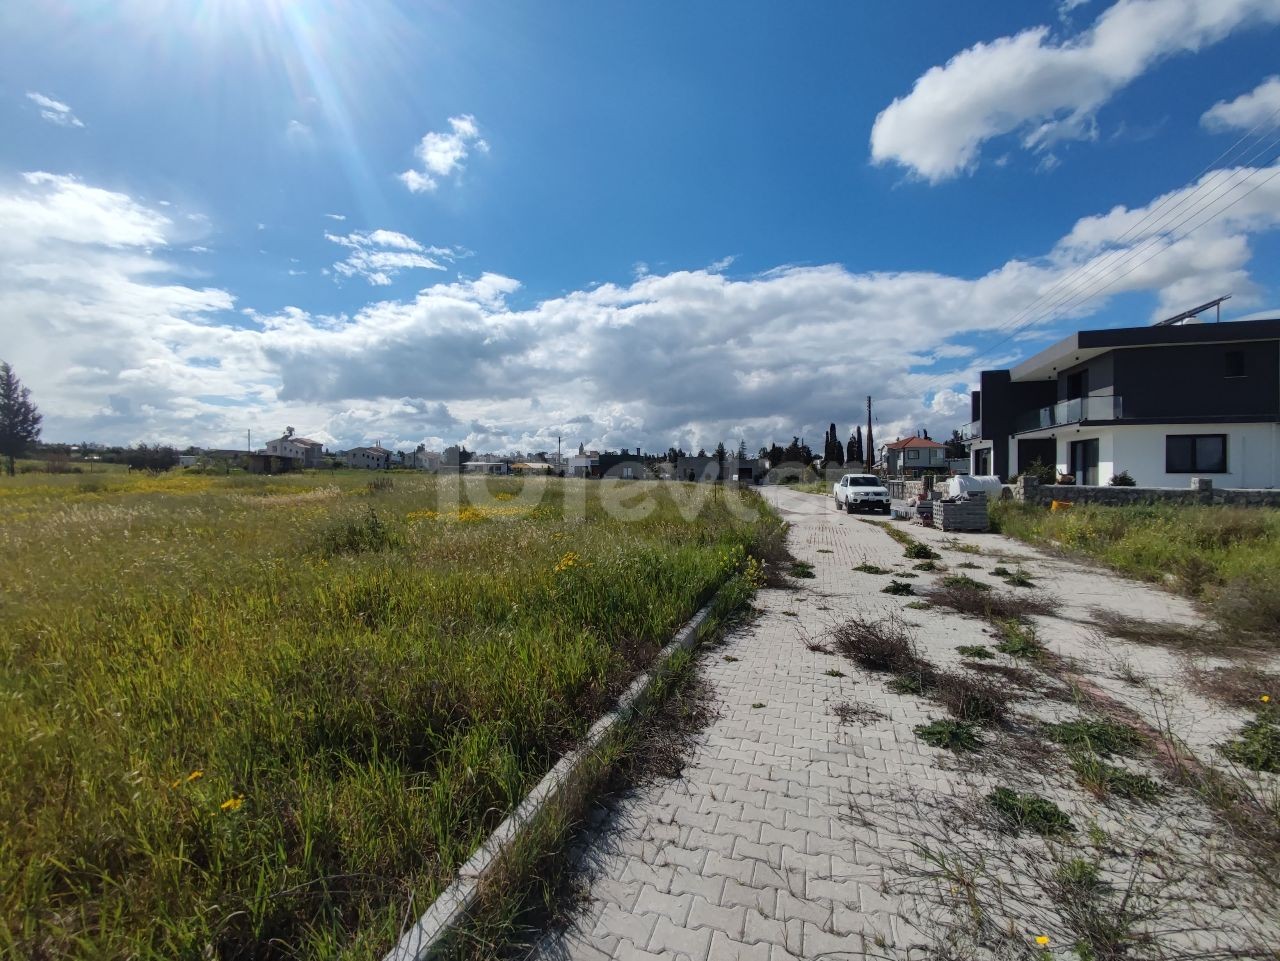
[0,471,780,959]
[989,500,1280,637]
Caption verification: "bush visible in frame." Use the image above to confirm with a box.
[1019,459,1057,484]
[831,615,924,674]
[1108,470,1136,487]
[881,579,915,596]
[994,620,1045,658]
[933,671,1010,725]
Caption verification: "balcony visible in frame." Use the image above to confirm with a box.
[958,421,980,442]
[1012,395,1123,434]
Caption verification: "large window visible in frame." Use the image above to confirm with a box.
[1166,434,1227,473]
[906,449,919,460]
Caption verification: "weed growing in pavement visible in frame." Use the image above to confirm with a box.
[752,702,766,709]
[1044,719,1144,758]
[994,620,1047,659]
[832,615,925,674]
[915,719,982,751]
[1069,753,1161,801]
[934,673,1011,725]
[987,787,1074,836]
[912,560,943,572]
[1092,609,1229,654]
[853,562,890,574]
[991,565,1011,576]
[834,701,887,724]
[882,579,916,596]
[723,655,739,662]
[817,548,833,553]
[1221,711,1280,773]
[805,641,830,653]
[893,570,919,578]
[1187,664,1279,711]
[955,644,994,659]
[943,573,991,592]
[941,537,983,555]
[889,674,926,695]
[1002,569,1035,588]
[955,560,981,569]
[824,668,846,678]
[905,540,942,561]
[904,600,931,610]
[789,560,816,579]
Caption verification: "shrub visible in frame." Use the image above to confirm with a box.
[933,671,1010,725]
[881,579,915,596]
[831,615,924,674]
[1019,459,1057,484]
[912,560,941,572]
[1108,470,1136,487]
[915,719,981,751]
[987,787,1074,836]
[943,574,990,592]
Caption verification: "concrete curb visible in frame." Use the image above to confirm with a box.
[383,593,724,961]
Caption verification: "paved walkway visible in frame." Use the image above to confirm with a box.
[532,486,1275,961]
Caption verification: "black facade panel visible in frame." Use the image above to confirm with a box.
[1114,341,1279,420]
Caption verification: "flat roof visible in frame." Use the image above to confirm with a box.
[1010,317,1280,382]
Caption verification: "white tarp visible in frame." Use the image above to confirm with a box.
[948,475,1005,500]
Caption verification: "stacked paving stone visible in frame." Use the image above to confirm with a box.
[932,491,988,531]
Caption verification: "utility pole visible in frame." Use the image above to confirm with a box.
[557,434,561,470]
[247,428,251,453]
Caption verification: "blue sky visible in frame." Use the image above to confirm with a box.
[3,0,1279,453]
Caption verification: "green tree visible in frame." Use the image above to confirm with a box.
[0,361,42,476]
[714,441,727,479]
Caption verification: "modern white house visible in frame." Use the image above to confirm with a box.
[964,315,1280,488]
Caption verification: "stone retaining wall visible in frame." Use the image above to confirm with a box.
[1014,475,1280,507]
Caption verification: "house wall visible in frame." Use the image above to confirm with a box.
[1113,341,1279,420]
[1050,422,1280,488]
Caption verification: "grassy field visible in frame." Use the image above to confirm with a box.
[989,500,1280,637]
[0,470,781,959]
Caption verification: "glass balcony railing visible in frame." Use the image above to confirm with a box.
[959,421,980,441]
[1012,395,1122,434]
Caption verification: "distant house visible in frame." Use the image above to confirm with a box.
[880,437,948,477]
[461,459,509,475]
[178,454,199,468]
[567,452,600,478]
[674,455,762,483]
[266,434,324,468]
[246,452,300,474]
[343,446,392,469]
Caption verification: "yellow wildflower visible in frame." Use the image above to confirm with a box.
[1263,695,1272,703]
[220,795,245,812]
[1035,935,1050,946]
[555,551,580,573]
[186,770,204,783]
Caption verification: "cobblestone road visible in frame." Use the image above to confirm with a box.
[532,486,1275,961]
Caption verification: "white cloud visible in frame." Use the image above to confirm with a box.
[324,213,346,221]
[26,91,84,128]
[325,228,461,285]
[399,114,488,193]
[870,0,1280,182]
[4,164,1280,453]
[1201,75,1280,132]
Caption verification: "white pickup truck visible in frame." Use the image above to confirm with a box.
[832,473,891,514]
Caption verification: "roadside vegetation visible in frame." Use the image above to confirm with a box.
[989,500,1280,638]
[0,471,780,959]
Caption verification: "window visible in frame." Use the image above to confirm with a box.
[1224,350,1245,378]
[1166,434,1227,473]
[906,449,919,460]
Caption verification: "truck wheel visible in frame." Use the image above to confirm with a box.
[845,500,855,514]
[834,497,841,511]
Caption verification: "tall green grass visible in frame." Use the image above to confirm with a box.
[989,500,1280,636]
[0,472,779,959]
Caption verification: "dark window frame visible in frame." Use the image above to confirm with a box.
[1165,433,1228,474]
[1224,350,1245,378]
